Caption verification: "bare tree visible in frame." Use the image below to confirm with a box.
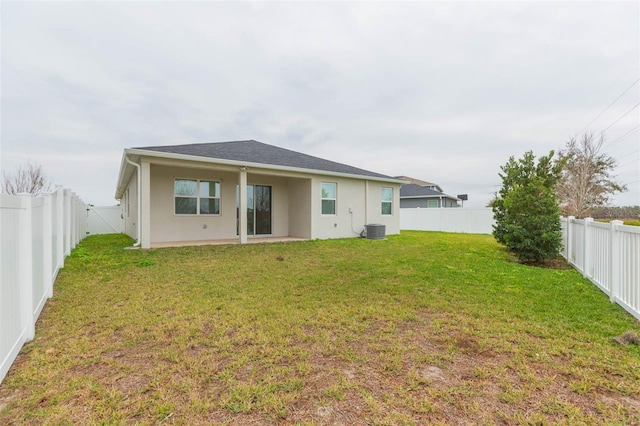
[2,161,52,196]
[556,132,627,218]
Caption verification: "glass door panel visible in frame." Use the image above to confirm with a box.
[236,184,272,236]
[255,185,272,235]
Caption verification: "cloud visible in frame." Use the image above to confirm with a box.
[1,1,638,207]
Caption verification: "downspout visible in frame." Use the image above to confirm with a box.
[364,180,369,226]
[126,156,142,247]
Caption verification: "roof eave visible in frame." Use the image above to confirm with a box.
[122,148,406,184]
[400,195,461,201]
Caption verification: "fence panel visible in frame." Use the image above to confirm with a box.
[561,217,640,321]
[31,198,47,321]
[400,208,494,234]
[0,195,27,383]
[0,189,86,385]
[87,205,123,235]
[617,226,640,319]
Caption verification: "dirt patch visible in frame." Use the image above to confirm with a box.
[115,374,149,394]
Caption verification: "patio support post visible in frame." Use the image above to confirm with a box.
[239,168,248,244]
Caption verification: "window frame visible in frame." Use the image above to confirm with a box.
[174,178,221,216]
[381,187,393,216]
[321,182,337,215]
[427,199,439,208]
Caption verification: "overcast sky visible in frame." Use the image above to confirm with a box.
[2,1,639,208]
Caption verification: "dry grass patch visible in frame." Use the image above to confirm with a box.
[1,232,639,424]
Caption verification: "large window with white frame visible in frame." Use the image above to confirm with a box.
[174,179,220,215]
[381,187,393,215]
[321,182,337,215]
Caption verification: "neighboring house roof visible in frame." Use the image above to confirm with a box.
[136,140,393,179]
[399,184,460,201]
[394,176,443,192]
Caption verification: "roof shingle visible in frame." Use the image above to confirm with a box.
[134,140,393,180]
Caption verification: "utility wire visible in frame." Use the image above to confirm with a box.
[575,77,640,137]
[575,63,637,126]
[618,157,640,169]
[602,101,640,132]
[604,125,640,149]
[616,148,640,161]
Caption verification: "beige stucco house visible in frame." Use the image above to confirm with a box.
[115,140,403,248]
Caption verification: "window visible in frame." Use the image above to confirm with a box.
[381,187,393,215]
[175,179,220,215]
[427,199,438,208]
[321,182,336,215]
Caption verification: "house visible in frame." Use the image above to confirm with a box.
[115,140,404,248]
[395,176,444,192]
[396,176,461,208]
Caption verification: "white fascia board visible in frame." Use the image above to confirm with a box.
[123,148,406,185]
[114,150,134,200]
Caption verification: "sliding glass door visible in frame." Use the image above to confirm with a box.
[236,184,272,236]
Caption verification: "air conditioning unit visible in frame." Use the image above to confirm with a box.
[366,224,386,240]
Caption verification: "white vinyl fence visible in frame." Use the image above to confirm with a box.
[561,217,640,321]
[87,205,123,235]
[400,208,495,234]
[0,187,86,384]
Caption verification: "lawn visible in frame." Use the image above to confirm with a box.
[1,231,639,425]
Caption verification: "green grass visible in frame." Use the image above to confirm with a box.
[1,232,639,424]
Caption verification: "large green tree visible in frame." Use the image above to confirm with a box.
[492,151,564,263]
[556,132,627,218]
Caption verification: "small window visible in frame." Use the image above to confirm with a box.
[381,187,393,215]
[175,179,220,215]
[427,199,438,208]
[321,182,337,215]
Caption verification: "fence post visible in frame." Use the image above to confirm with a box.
[70,193,77,249]
[18,193,35,341]
[609,220,623,303]
[64,189,71,256]
[42,194,53,299]
[583,218,593,278]
[56,186,64,269]
[566,216,574,264]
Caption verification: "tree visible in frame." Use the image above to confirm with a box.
[492,151,564,263]
[556,132,627,218]
[2,161,52,196]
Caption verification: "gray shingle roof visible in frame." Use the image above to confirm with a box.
[134,140,393,180]
[400,183,457,199]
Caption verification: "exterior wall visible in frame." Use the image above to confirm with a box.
[123,172,138,240]
[310,177,401,239]
[366,181,402,235]
[400,197,460,208]
[401,198,430,208]
[288,178,312,239]
[151,165,236,242]
[443,198,459,208]
[148,165,294,243]
[122,156,402,245]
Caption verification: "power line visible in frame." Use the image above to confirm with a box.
[619,158,639,169]
[576,63,637,125]
[604,125,640,149]
[603,101,640,132]
[575,77,640,136]
[616,148,640,161]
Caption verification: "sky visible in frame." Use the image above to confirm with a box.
[2,1,639,208]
